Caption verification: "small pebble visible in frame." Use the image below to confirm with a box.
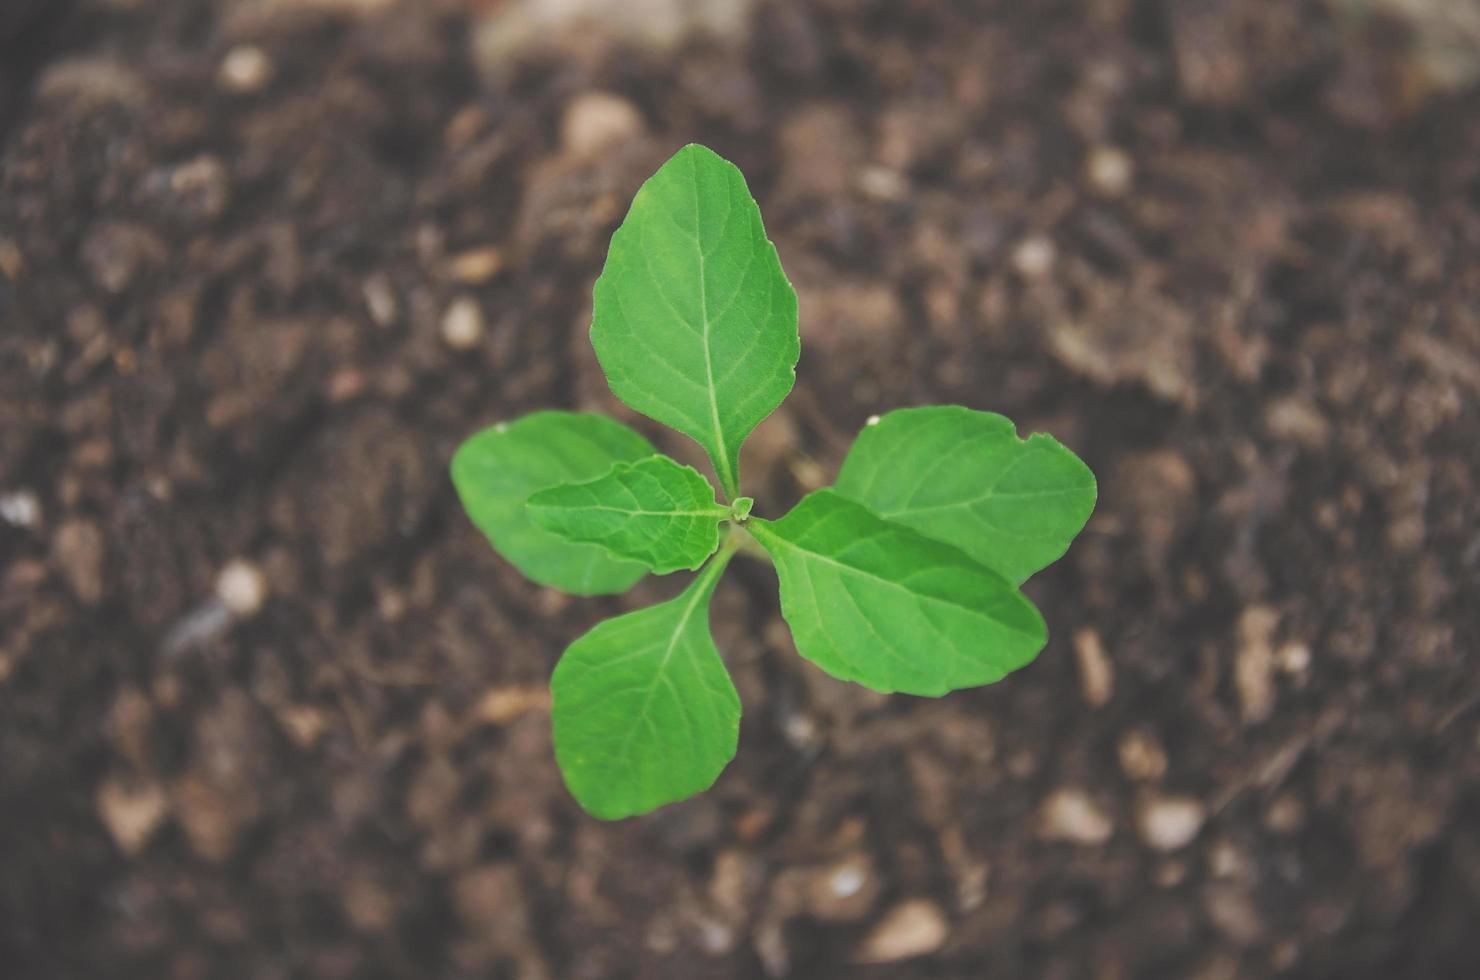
[1118,728,1168,781]
[800,853,878,920]
[219,45,272,93]
[96,775,168,856]
[215,559,267,618]
[855,898,949,963]
[1011,235,1056,278]
[1040,787,1114,844]
[857,166,908,201]
[362,274,398,327]
[166,155,231,223]
[1138,796,1207,852]
[1073,627,1114,707]
[1236,605,1279,724]
[446,246,504,284]
[830,863,866,898]
[561,91,645,160]
[1086,145,1134,196]
[1264,793,1304,834]
[441,296,485,350]
[473,685,550,725]
[1276,641,1311,675]
[0,489,41,529]
[1265,396,1330,448]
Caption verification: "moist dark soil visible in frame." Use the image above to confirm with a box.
[3,1,1479,978]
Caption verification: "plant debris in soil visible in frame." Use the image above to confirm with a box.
[2,0,1479,977]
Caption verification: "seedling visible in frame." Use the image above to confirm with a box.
[452,145,1096,819]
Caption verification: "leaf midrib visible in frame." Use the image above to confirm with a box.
[537,504,728,519]
[609,551,730,785]
[750,519,1041,640]
[691,152,734,498]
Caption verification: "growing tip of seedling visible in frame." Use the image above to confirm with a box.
[729,496,754,523]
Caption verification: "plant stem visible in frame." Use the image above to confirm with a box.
[725,525,771,563]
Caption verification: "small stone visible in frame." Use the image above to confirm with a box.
[1207,838,1247,879]
[1236,605,1279,724]
[1073,627,1114,707]
[695,916,736,955]
[219,45,273,93]
[166,155,231,223]
[215,559,267,617]
[277,705,328,748]
[857,166,908,201]
[52,519,106,605]
[1264,793,1305,835]
[362,274,398,327]
[1265,396,1330,448]
[561,91,645,160]
[1011,235,1056,278]
[473,685,550,725]
[1202,883,1263,945]
[1118,729,1168,782]
[97,775,168,855]
[0,489,41,529]
[802,853,879,921]
[855,898,949,963]
[440,296,485,350]
[446,246,505,284]
[1040,788,1114,844]
[1086,145,1134,196]
[708,849,761,920]
[1276,641,1311,675]
[1138,796,1207,852]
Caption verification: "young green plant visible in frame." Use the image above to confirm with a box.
[452,145,1096,819]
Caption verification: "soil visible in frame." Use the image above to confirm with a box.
[3,1,1480,978]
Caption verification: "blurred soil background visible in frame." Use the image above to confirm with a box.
[3,0,1480,977]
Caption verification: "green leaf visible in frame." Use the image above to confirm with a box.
[451,412,654,595]
[526,455,729,574]
[552,546,740,819]
[591,144,799,500]
[834,406,1096,584]
[748,490,1046,696]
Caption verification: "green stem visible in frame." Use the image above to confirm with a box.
[725,525,771,564]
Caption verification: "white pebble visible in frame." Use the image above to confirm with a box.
[856,899,949,963]
[1073,627,1114,707]
[0,489,41,529]
[1040,787,1114,844]
[215,559,268,617]
[1011,235,1056,278]
[561,91,645,160]
[1138,796,1206,852]
[830,864,866,898]
[441,296,485,350]
[1276,641,1311,675]
[1086,145,1134,197]
[219,46,273,94]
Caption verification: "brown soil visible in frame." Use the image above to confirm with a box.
[3,1,1479,978]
